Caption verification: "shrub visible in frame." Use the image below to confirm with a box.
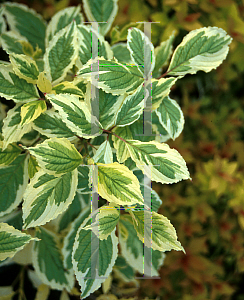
[0,1,232,299]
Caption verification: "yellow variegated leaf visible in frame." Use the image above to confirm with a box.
[92,162,144,205]
[9,53,39,84]
[51,81,84,97]
[83,205,120,240]
[21,100,47,126]
[37,72,52,94]
[130,210,185,253]
[23,168,78,228]
[2,104,32,150]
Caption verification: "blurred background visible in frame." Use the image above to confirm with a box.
[1,0,244,299]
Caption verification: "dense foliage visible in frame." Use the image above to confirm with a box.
[1,0,242,300]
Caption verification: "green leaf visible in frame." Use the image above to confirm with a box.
[151,111,170,143]
[111,43,132,64]
[45,5,83,44]
[0,31,25,55]
[167,27,232,76]
[115,83,145,127]
[127,27,155,76]
[0,222,37,261]
[0,210,23,231]
[151,77,178,110]
[83,0,118,36]
[20,100,47,126]
[77,57,144,95]
[77,165,91,194]
[33,108,76,141]
[44,21,78,85]
[3,2,46,52]
[83,205,120,240]
[33,227,74,290]
[93,140,113,164]
[9,53,39,84]
[0,154,28,217]
[127,114,155,143]
[72,215,118,299]
[130,210,185,252]
[0,142,22,166]
[0,65,40,103]
[23,168,78,228]
[76,24,113,67]
[57,192,82,233]
[27,137,82,175]
[118,215,165,276]
[52,81,84,97]
[113,255,135,282]
[136,183,162,212]
[86,86,124,130]
[112,126,133,163]
[62,206,91,270]
[152,33,174,78]
[28,154,40,179]
[94,162,144,205]
[126,140,190,184]
[155,96,184,140]
[46,93,102,138]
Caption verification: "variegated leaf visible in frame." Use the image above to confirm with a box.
[127,28,155,76]
[62,206,91,270]
[2,104,33,150]
[23,168,78,228]
[83,204,120,240]
[76,24,113,68]
[21,100,47,126]
[9,53,39,84]
[152,33,174,78]
[92,162,144,205]
[33,227,74,291]
[130,210,185,252]
[151,77,178,110]
[0,154,28,217]
[0,31,26,55]
[46,93,102,138]
[72,215,118,299]
[83,0,118,36]
[155,96,184,140]
[45,5,83,45]
[126,140,190,184]
[167,27,232,76]
[44,21,78,85]
[33,109,76,141]
[115,83,146,127]
[93,140,113,164]
[77,57,144,95]
[3,2,46,52]
[0,65,40,103]
[0,142,22,166]
[27,137,82,175]
[118,215,165,276]
[0,222,37,261]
